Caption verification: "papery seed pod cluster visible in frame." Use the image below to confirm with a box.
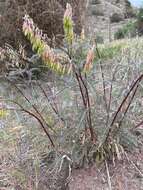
[63,3,74,45]
[83,45,95,73]
[23,14,72,74]
[23,4,95,75]
[23,15,45,55]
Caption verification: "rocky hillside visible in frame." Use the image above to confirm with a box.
[84,0,135,41]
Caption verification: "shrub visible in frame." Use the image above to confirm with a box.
[91,9,104,16]
[137,8,143,35]
[114,21,136,39]
[19,3,142,167]
[114,28,126,39]
[91,4,104,16]
[96,35,104,44]
[97,42,124,60]
[124,0,136,18]
[110,13,123,23]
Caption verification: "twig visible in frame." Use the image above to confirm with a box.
[125,152,143,178]
[105,160,112,190]
[37,81,65,123]
[75,71,89,132]
[78,72,94,141]
[104,74,143,142]
[106,67,118,126]
[134,120,143,130]
[95,40,108,111]
[118,83,139,129]
[75,72,87,108]
[110,74,143,127]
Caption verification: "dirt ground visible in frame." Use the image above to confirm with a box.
[69,143,143,190]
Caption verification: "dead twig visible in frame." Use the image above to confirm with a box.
[105,160,112,190]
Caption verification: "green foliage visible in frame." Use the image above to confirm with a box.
[137,8,143,35]
[95,35,104,44]
[137,8,143,22]
[96,41,125,60]
[114,21,136,39]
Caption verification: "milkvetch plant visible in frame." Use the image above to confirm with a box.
[23,15,71,74]
[22,3,140,165]
[83,45,95,73]
[23,3,96,144]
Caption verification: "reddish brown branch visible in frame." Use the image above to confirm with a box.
[78,72,94,141]
[105,74,143,141]
[110,74,143,127]
[95,41,108,111]
[7,100,55,147]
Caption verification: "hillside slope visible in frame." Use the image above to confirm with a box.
[84,0,135,41]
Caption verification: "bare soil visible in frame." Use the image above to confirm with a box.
[70,144,143,190]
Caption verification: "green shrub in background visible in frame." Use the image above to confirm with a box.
[98,43,123,60]
[91,9,104,16]
[95,35,104,44]
[110,13,123,23]
[125,0,136,18]
[114,21,137,40]
[137,8,143,35]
